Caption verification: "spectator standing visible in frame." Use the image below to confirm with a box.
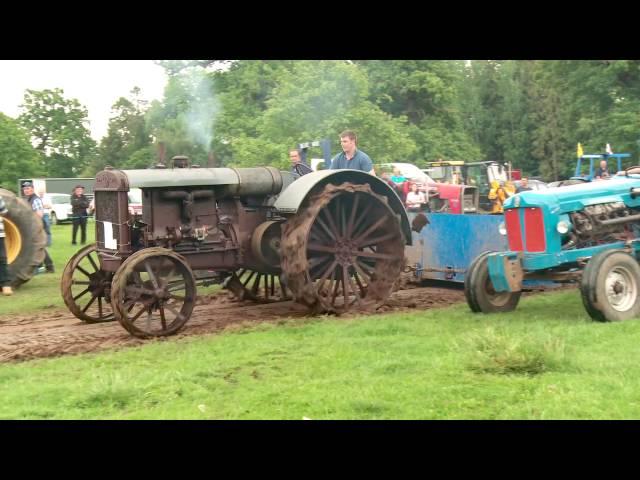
[406,183,426,211]
[22,181,54,273]
[390,167,406,184]
[37,188,52,247]
[0,195,12,295]
[71,185,90,245]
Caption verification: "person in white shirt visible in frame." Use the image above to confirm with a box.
[38,188,52,247]
[406,182,426,211]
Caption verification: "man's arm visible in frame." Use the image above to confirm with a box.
[31,197,44,218]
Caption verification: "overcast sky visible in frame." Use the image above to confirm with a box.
[0,60,168,141]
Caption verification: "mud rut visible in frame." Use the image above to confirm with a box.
[0,283,466,363]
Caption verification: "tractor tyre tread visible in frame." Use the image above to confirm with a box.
[0,188,46,288]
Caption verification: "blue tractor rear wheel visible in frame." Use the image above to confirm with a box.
[580,250,640,322]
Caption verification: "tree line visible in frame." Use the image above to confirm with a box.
[2,60,640,190]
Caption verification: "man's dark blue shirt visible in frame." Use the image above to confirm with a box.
[329,149,373,172]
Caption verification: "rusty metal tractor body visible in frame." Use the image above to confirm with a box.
[62,165,411,338]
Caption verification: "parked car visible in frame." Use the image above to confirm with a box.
[45,193,73,225]
[128,188,142,216]
[89,187,143,217]
[376,162,438,195]
[514,179,548,191]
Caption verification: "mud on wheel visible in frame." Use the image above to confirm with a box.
[110,247,196,338]
[280,182,405,314]
[61,243,115,323]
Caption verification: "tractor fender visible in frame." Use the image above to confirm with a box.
[274,169,412,245]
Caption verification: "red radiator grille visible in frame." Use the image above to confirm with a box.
[505,209,523,251]
[524,207,546,252]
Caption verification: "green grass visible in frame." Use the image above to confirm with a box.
[2,288,640,419]
[2,224,639,419]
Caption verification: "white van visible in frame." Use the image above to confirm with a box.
[45,193,73,224]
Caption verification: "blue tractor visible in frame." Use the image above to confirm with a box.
[573,152,630,181]
[548,152,632,187]
[465,166,640,321]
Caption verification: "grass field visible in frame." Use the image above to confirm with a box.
[2,283,640,419]
[2,223,640,419]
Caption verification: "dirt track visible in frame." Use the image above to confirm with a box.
[0,284,466,363]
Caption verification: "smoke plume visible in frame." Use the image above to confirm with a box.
[182,69,220,151]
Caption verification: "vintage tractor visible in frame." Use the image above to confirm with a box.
[61,162,411,338]
[465,166,640,322]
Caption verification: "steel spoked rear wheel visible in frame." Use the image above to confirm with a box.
[281,182,405,314]
[61,244,115,323]
[111,248,196,338]
[225,268,290,303]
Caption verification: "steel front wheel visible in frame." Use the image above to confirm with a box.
[281,182,405,314]
[111,248,196,338]
[466,254,521,313]
[580,250,640,322]
[61,244,115,323]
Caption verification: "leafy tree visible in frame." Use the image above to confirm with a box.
[119,145,157,169]
[18,88,96,177]
[494,61,537,172]
[146,59,640,182]
[146,70,224,166]
[244,60,416,167]
[149,61,297,167]
[90,87,152,173]
[530,76,571,180]
[0,113,42,191]
[358,60,480,164]
[156,60,232,76]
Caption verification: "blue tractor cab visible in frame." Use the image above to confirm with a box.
[573,153,631,181]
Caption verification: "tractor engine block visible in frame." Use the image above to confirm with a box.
[569,202,640,246]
